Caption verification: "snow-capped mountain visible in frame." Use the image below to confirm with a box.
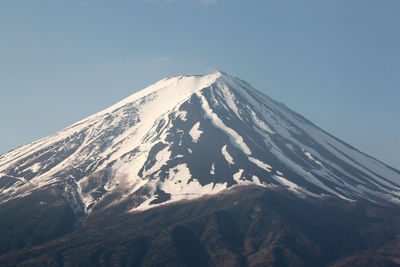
[1,71,399,215]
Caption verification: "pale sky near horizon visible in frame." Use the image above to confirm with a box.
[1,0,399,169]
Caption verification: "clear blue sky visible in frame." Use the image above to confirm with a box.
[1,0,399,169]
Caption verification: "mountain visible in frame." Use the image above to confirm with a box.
[1,71,399,212]
[0,71,400,266]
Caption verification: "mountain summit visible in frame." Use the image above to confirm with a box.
[1,72,399,216]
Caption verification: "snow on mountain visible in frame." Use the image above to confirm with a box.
[1,71,399,215]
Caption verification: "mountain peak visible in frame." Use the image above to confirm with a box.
[99,71,224,115]
[208,70,227,77]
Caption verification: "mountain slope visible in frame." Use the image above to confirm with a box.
[0,71,399,217]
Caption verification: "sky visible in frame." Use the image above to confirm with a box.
[0,0,399,169]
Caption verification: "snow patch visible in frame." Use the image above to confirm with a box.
[248,157,272,172]
[274,175,301,192]
[160,164,227,203]
[210,163,215,175]
[232,169,256,186]
[221,145,234,165]
[189,122,203,143]
[175,110,187,121]
[250,110,275,134]
[233,169,244,182]
[252,175,261,184]
[144,145,171,176]
[26,162,42,173]
[302,149,323,167]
